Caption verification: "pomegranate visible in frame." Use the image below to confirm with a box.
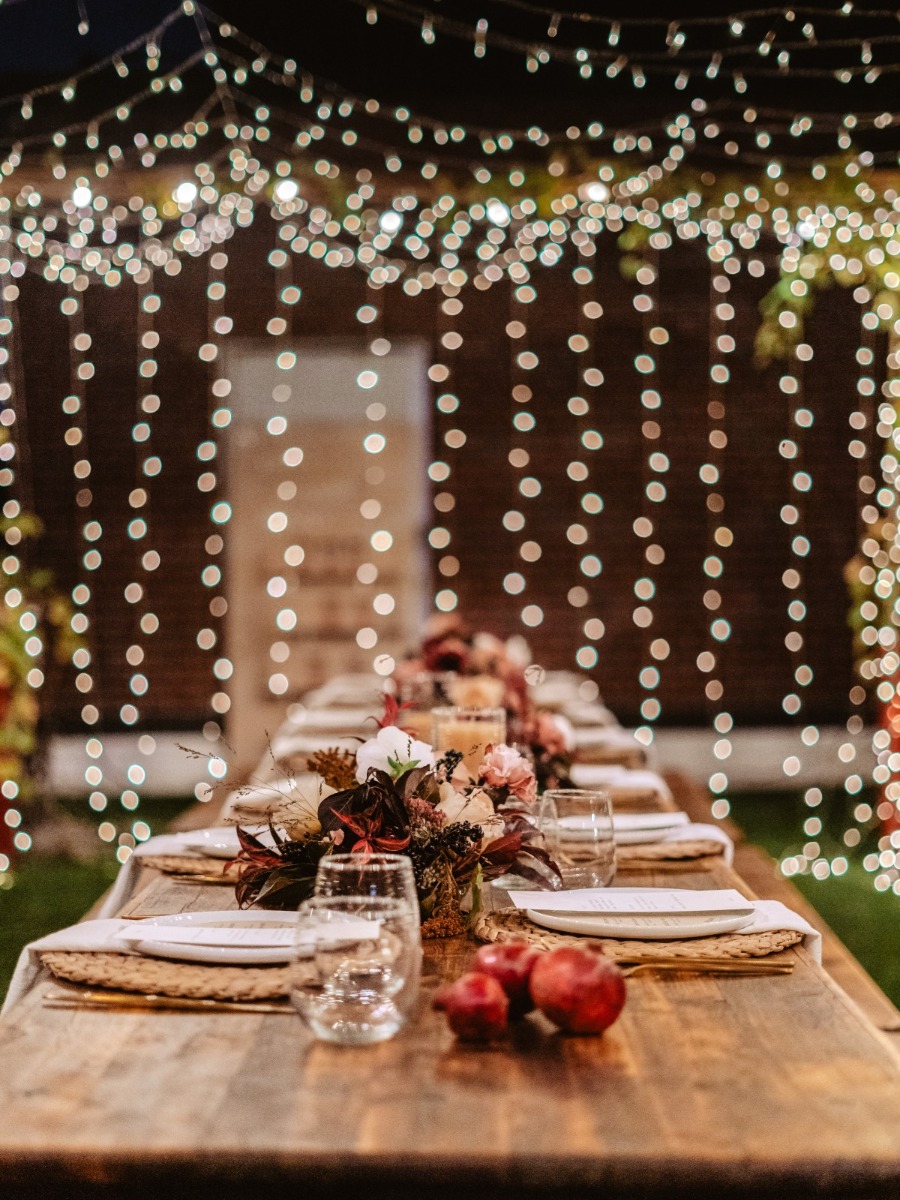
[433,971,509,1041]
[471,941,541,1018]
[529,943,626,1034]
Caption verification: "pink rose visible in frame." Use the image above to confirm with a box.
[479,743,537,805]
[529,711,574,757]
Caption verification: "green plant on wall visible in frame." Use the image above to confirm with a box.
[0,444,82,809]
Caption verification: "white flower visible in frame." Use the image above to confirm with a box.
[435,784,504,845]
[355,725,436,782]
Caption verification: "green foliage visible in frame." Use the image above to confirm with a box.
[0,489,82,802]
[730,790,900,1005]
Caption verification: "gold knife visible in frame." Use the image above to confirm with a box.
[43,990,291,1014]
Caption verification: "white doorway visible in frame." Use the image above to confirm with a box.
[222,338,431,774]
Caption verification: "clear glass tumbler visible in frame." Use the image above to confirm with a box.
[314,852,421,938]
[290,896,420,1045]
[538,788,616,889]
[431,705,507,776]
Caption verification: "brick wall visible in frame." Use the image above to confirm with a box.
[15,220,873,730]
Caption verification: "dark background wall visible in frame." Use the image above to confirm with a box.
[16,218,872,731]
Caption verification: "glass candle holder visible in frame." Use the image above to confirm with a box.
[396,671,457,744]
[432,706,507,776]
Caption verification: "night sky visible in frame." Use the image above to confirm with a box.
[0,0,898,147]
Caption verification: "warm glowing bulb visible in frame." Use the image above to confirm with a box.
[174,182,198,205]
[581,181,610,203]
[487,201,510,226]
[72,185,92,207]
[274,178,299,202]
[379,211,402,233]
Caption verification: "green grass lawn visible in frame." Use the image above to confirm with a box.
[1,790,899,1008]
[0,796,194,998]
[728,790,900,1006]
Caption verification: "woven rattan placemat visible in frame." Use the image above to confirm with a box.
[141,855,240,877]
[617,839,723,864]
[39,951,303,1001]
[473,909,802,961]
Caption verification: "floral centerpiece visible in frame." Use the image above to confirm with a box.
[393,613,574,791]
[233,707,560,938]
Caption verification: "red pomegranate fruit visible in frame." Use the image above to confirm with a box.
[471,941,541,1018]
[529,943,626,1034]
[433,971,509,1041]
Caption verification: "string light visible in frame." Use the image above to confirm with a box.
[568,261,606,672]
[197,248,232,798]
[0,0,898,896]
[778,343,812,807]
[505,274,543,635]
[433,287,463,607]
[703,258,736,821]
[344,0,900,81]
[629,254,667,749]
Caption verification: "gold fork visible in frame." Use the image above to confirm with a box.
[619,958,793,978]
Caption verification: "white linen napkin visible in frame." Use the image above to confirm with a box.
[573,727,643,750]
[560,701,619,728]
[2,918,144,1014]
[278,707,374,734]
[569,764,674,804]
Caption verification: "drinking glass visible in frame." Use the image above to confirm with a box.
[315,852,420,937]
[290,896,419,1045]
[432,705,507,776]
[538,788,616,889]
[396,671,457,743]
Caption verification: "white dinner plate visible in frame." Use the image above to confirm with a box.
[118,910,302,965]
[558,814,685,847]
[179,828,243,859]
[525,907,755,941]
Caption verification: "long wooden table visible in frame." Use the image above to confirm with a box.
[2,842,900,1199]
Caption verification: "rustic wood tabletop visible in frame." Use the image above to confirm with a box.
[1,843,900,1200]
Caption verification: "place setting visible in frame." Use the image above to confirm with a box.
[10,853,424,1041]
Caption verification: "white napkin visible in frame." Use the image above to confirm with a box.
[570,764,673,804]
[94,828,243,920]
[2,918,143,1014]
[740,900,822,962]
[560,701,619,728]
[269,732,360,761]
[612,812,690,831]
[302,674,384,708]
[573,727,643,750]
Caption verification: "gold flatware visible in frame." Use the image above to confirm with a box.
[620,959,793,978]
[43,989,291,1014]
[167,873,237,884]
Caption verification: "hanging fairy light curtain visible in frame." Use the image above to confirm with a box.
[0,0,899,895]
